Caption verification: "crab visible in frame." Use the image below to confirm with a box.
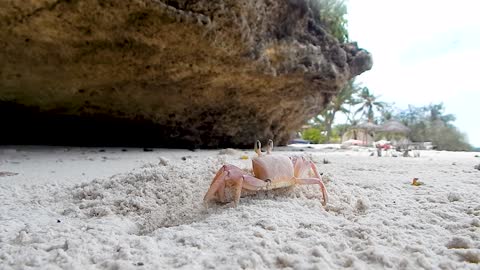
[203,140,328,207]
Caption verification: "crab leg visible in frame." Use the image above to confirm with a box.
[204,164,270,207]
[309,161,323,180]
[232,177,244,207]
[233,175,291,206]
[294,177,328,206]
[245,174,328,206]
[291,156,309,177]
[203,171,227,207]
[241,175,274,190]
[226,174,275,206]
[217,178,226,203]
[204,170,276,207]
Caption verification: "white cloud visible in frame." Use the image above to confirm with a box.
[346,0,480,146]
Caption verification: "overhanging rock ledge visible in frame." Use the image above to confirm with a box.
[0,0,372,147]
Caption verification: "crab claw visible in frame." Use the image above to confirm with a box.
[291,156,329,206]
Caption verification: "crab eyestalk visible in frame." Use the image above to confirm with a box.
[254,140,262,156]
[267,139,274,154]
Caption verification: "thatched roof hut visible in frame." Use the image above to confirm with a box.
[355,122,379,131]
[341,122,379,146]
[378,120,410,134]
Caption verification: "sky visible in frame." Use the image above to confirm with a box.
[345,0,480,146]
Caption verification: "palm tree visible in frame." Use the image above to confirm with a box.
[316,80,361,142]
[377,102,395,123]
[355,87,385,123]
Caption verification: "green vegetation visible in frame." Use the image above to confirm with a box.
[298,1,471,151]
[395,103,471,151]
[311,80,359,142]
[355,87,386,123]
[301,127,326,144]
[300,79,472,151]
[309,0,349,42]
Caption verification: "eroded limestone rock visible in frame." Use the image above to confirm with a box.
[0,0,372,147]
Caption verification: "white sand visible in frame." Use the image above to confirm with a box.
[0,146,479,269]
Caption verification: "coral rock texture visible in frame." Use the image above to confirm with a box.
[0,0,372,148]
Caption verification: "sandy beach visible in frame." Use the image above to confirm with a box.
[0,146,479,269]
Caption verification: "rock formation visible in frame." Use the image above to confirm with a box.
[0,0,372,148]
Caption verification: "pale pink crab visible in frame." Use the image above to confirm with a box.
[204,140,328,207]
